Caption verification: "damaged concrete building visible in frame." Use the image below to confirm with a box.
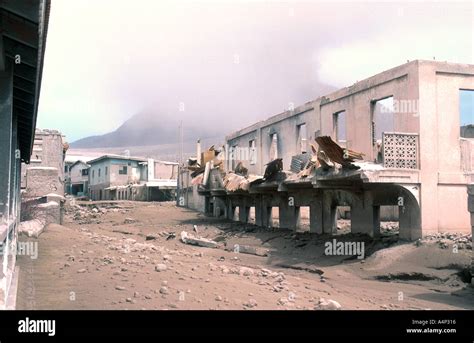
[0,0,50,309]
[88,155,177,201]
[179,60,474,241]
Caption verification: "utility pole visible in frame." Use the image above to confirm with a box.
[179,121,183,165]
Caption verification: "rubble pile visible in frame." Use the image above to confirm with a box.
[184,145,224,186]
[223,173,263,192]
[222,172,249,192]
[380,222,399,234]
[185,136,367,195]
[420,232,472,250]
[65,202,132,225]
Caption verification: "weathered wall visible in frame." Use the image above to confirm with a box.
[154,162,178,179]
[22,129,65,197]
[460,138,474,172]
[88,160,110,200]
[109,160,141,186]
[319,61,420,160]
[177,169,205,211]
[227,102,317,175]
[70,162,89,184]
[25,167,63,197]
[418,61,474,233]
[31,130,65,181]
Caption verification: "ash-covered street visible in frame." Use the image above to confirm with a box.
[16,201,474,310]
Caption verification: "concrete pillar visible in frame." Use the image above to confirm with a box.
[309,196,323,234]
[256,196,272,228]
[279,195,298,230]
[351,192,380,238]
[226,198,236,220]
[215,197,227,217]
[254,196,263,226]
[238,197,250,223]
[373,205,381,238]
[295,206,301,231]
[262,205,272,228]
[322,191,337,234]
[204,196,211,215]
[399,202,422,240]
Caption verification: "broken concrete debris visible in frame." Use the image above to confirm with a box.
[186,145,225,184]
[275,263,324,275]
[238,267,255,277]
[417,232,473,250]
[314,298,342,310]
[187,134,367,200]
[243,298,258,308]
[180,231,219,248]
[154,264,168,272]
[124,217,137,224]
[223,173,250,192]
[316,145,334,171]
[18,219,45,238]
[166,232,176,240]
[225,244,269,257]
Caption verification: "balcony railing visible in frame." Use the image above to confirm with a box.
[382,132,419,169]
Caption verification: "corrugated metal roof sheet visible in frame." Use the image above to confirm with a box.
[290,152,310,173]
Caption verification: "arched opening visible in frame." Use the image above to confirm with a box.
[370,184,421,240]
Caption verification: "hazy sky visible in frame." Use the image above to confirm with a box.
[37,0,474,142]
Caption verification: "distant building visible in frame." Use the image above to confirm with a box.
[87,155,177,201]
[88,155,145,200]
[142,159,178,201]
[65,160,90,197]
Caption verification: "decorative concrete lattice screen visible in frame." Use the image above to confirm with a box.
[383,132,419,169]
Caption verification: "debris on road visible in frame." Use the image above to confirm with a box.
[24,200,472,311]
[226,244,269,257]
[124,217,137,224]
[275,263,324,275]
[180,231,219,248]
[154,264,168,272]
[19,219,45,238]
[145,234,158,241]
[314,298,342,310]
